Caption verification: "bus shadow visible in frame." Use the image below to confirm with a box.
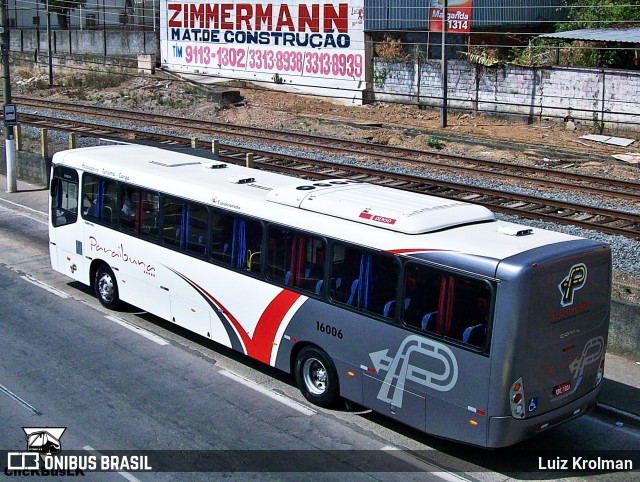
[598,378,640,420]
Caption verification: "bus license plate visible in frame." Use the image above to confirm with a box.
[553,381,572,396]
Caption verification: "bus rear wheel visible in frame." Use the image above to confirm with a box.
[295,346,339,408]
[94,265,120,309]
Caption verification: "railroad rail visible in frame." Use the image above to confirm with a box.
[16,96,640,201]
[13,104,640,240]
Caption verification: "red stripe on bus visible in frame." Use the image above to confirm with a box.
[250,290,301,364]
[178,270,302,363]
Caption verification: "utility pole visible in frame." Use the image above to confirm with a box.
[47,0,53,86]
[1,0,17,192]
[440,0,448,128]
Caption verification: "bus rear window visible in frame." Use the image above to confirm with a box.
[402,263,492,349]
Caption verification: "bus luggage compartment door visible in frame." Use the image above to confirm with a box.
[362,374,426,430]
[169,296,212,339]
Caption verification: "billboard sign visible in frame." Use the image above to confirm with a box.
[160,1,366,94]
[429,0,473,33]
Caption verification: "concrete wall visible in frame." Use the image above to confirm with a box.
[10,28,158,58]
[373,59,640,133]
[0,150,48,186]
[610,300,640,359]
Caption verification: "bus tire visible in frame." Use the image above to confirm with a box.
[94,264,120,309]
[295,346,339,408]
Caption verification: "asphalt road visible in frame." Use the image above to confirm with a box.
[0,188,638,481]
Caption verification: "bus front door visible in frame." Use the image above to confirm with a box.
[49,166,83,282]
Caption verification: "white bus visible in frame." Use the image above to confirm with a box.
[49,144,611,447]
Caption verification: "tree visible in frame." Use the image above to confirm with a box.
[560,0,640,30]
[41,0,87,30]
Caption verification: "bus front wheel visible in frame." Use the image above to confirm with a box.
[94,265,120,309]
[295,346,339,408]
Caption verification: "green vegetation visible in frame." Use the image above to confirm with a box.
[65,71,128,89]
[559,0,640,30]
[427,137,443,149]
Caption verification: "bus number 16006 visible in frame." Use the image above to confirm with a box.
[316,322,343,339]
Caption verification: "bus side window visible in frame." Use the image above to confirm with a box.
[162,197,184,249]
[266,226,325,293]
[119,186,138,234]
[92,183,160,239]
[210,211,263,273]
[329,244,359,304]
[82,173,100,220]
[82,174,117,227]
[185,202,208,256]
[140,191,160,239]
[329,243,398,316]
[448,279,491,348]
[51,166,79,227]
[210,211,232,263]
[102,181,119,228]
[402,262,491,350]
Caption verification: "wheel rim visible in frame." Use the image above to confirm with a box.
[302,357,327,396]
[98,272,115,303]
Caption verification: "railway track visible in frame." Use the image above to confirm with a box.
[13,101,640,240]
[16,97,639,200]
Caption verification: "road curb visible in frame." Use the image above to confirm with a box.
[596,403,640,426]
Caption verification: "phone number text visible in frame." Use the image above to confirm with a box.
[178,45,364,78]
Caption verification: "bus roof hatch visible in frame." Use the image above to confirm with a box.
[265,180,495,234]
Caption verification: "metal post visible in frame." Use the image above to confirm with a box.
[1,0,16,192]
[440,0,448,128]
[46,0,53,86]
[102,0,106,57]
[35,1,40,58]
[41,128,49,158]
[14,124,21,151]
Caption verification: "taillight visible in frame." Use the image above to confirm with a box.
[595,352,605,387]
[510,377,526,419]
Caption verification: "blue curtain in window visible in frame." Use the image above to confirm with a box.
[97,181,106,221]
[356,253,373,310]
[180,203,188,250]
[231,219,246,269]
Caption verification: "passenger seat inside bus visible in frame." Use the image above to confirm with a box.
[383,298,411,318]
[422,311,438,331]
[346,279,360,306]
[462,324,485,347]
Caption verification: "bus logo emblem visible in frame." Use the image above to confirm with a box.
[558,263,587,307]
[369,335,458,408]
